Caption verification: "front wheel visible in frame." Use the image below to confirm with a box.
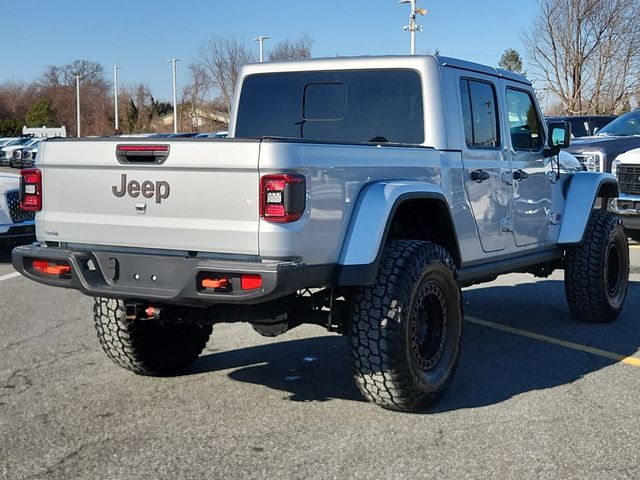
[349,240,463,412]
[564,210,629,323]
[93,298,212,375]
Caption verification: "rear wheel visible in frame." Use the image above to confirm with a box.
[565,210,629,323]
[93,298,212,375]
[349,240,462,412]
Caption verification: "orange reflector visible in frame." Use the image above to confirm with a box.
[201,278,229,289]
[241,274,262,290]
[32,260,71,276]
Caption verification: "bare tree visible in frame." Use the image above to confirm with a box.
[524,0,640,115]
[196,36,256,114]
[40,60,108,89]
[193,35,314,116]
[268,35,314,62]
[182,63,212,131]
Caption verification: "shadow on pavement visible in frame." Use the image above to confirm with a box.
[0,248,11,264]
[191,334,364,403]
[189,278,640,411]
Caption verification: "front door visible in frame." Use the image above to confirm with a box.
[459,76,512,253]
[502,84,552,246]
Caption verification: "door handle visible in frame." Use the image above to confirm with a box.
[470,169,490,183]
[513,169,529,181]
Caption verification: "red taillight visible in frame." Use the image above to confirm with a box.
[241,274,262,290]
[32,259,71,276]
[20,168,42,212]
[260,173,306,223]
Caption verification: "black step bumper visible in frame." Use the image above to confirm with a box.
[12,244,309,306]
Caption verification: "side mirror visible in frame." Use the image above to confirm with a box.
[547,121,571,149]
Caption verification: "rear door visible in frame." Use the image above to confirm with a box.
[458,74,512,253]
[501,82,552,246]
[39,139,261,255]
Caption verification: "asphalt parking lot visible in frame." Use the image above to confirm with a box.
[1,243,639,479]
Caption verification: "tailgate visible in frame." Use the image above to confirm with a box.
[38,139,261,255]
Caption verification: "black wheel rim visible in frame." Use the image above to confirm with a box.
[410,281,448,372]
[605,242,622,297]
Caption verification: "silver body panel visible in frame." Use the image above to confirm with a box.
[37,140,261,255]
[558,172,618,244]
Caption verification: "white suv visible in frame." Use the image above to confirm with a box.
[0,172,35,245]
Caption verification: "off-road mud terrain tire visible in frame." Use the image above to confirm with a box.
[349,240,463,412]
[93,297,212,375]
[565,210,629,323]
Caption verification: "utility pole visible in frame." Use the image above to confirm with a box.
[254,35,270,62]
[398,0,426,55]
[169,59,179,133]
[75,75,81,137]
[113,65,120,132]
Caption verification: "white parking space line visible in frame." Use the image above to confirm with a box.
[0,271,21,282]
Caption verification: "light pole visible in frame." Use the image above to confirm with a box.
[75,75,81,137]
[254,35,270,63]
[113,65,120,132]
[398,0,427,55]
[169,59,179,133]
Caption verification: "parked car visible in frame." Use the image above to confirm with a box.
[21,143,40,167]
[0,137,20,148]
[567,110,640,173]
[0,172,35,245]
[0,137,34,167]
[13,55,629,413]
[10,139,42,168]
[546,115,616,138]
[194,131,229,139]
[610,148,640,242]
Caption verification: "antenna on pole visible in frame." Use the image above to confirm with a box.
[398,0,427,55]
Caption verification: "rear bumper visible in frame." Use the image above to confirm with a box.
[12,244,317,306]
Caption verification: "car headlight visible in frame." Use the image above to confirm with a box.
[13,150,22,160]
[576,152,604,172]
[611,158,621,177]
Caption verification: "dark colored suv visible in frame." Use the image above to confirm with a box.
[546,115,616,139]
[566,110,640,173]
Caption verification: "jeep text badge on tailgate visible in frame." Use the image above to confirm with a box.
[112,174,170,204]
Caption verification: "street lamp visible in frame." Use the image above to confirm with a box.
[398,0,427,55]
[168,59,180,133]
[75,75,81,137]
[113,65,120,133]
[254,35,270,63]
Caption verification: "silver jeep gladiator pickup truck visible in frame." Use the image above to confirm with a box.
[13,56,629,412]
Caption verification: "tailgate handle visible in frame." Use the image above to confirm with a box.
[116,145,170,164]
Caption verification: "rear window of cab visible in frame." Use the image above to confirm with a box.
[235,69,424,144]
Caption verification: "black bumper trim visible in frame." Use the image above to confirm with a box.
[0,224,35,245]
[12,244,322,306]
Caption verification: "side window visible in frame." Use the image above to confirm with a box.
[460,79,500,148]
[506,88,543,150]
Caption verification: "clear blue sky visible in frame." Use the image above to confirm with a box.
[4,0,539,101]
